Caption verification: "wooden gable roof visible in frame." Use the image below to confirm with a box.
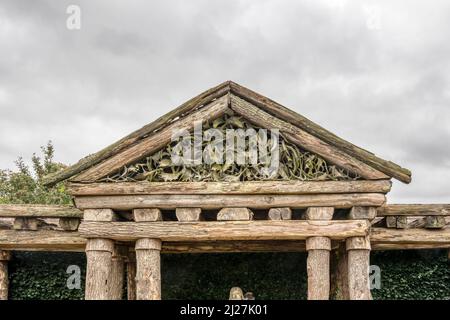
[43,81,411,185]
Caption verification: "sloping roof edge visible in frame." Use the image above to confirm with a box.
[43,80,411,186]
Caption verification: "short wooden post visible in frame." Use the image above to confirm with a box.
[305,207,334,300]
[133,208,162,300]
[84,209,116,300]
[346,236,371,300]
[135,238,162,300]
[0,250,11,300]
[306,236,331,300]
[110,245,127,300]
[85,238,114,300]
[127,250,137,300]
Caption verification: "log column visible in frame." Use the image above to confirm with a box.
[0,250,11,300]
[305,207,334,300]
[346,236,371,300]
[135,238,161,300]
[84,209,116,300]
[306,236,331,300]
[133,208,162,300]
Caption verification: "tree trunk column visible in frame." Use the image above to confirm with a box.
[85,238,114,300]
[306,236,331,300]
[83,209,117,300]
[135,238,162,300]
[346,236,371,300]
[0,250,11,300]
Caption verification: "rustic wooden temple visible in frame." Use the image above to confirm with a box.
[0,81,449,300]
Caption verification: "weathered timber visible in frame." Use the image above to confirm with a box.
[13,218,39,231]
[135,238,161,300]
[0,229,86,251]
[43,81,231,186]
[425,216,446,229]
[230,94,388,180]
[161,240,308,253]
[396,216,408,229]
[84,209,117,222]
[85,239,114,300]
[2,227,450,252]
[59,218,80,231]
[0,204,82,218]
[306,237,331,300]
[133,208,162,222]
[229,81,411,183]
[74,193,386,210]
[268,208,292,220]
[0,250,10,300]
[217,208,253,221]
[73,95,230,182]
[110,245,127,300]
[127,251,136,300]
[78,220,370,242]
[377,204,450,216]
[330,243,349,300]
[386,216,397,228]
[67,180,392,196]
[370,227,450,244]
[176,208,202,221]
[346,236,371,300]
[305,207,334,220]
[349,207,377,220]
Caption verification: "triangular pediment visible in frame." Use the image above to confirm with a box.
[102,111,358,183]
[43,81,411,185]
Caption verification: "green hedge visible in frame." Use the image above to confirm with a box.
[8,250,450,300]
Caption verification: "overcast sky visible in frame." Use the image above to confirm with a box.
[0,0,449,203]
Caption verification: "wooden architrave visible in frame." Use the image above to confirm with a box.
[42,81,231,186]
[228,81,411,183]
[1,227,450,252]
[74,193,386,210]
[0,204,82,218]
[230,94,388,180]
[71,94,230,182]
[67,180,392,196]
[377,204,450,216]
[78,220,370,242]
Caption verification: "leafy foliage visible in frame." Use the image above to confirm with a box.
[105,113,357,182]
[0,141,71,205]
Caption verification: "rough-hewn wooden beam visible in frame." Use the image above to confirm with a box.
[0,230,86,251]
[230,94,388,180]
[74,193,386,210]
[73,94,230,182]
[176,208,202,221]
[229,81,411,183]
[217,208,253,221]
[0,204,82,218]
[268,208,292,220]
[79,220,370,242]
[377,204,450,216]
[67,180,392,196]
[43,81,231,186]
[370,227,450,244]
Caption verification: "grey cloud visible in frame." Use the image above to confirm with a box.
[0,0,449,203]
